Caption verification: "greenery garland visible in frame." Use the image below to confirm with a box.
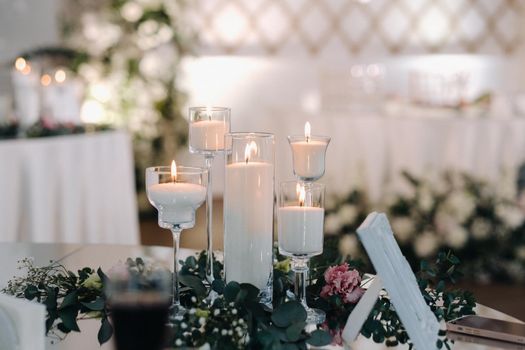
[1,246,475,349]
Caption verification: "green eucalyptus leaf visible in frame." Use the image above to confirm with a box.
[271,301,307,328]
[60,291,78,309]
[24,285,38,300]
[98,317,113,345]
[58,307,80,332]
[240,283,259,302]
[285,321,306,342]
[306,329,332,346]
[211,279,225,294]
[224,281,241,302]
[81,298,105,311]
[178,273,206,297]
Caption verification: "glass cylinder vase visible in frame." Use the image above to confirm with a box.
[224,132,275,304]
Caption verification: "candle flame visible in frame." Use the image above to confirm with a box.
[55,69,66,83]
[305,121,311,142]
[15,57,27,71]
[171,160,177,181]
[244,141,258,163]
[41,74,52,86]
[297,183,306,206]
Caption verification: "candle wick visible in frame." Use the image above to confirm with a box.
[306,136,310,143]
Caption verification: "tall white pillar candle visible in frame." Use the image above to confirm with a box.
[224,133,275,296]
[278,206,324,256]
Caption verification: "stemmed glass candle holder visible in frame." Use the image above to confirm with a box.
[278,181,326,324]
[189,106,231,283]
[288,122,330,184]
[146,162,207,319]
[224,132,275,305]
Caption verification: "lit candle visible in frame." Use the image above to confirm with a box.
[224,140,274,290]
[147,160,207,225]
[44,69,82,124]
[189,107,229,152]
[278,184,324,255]
[11,57,40,126]
[288,122,330,181]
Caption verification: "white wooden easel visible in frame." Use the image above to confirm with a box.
[341,212,440,350]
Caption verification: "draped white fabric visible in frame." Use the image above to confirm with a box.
[0,131,139,244]
[270,115,525,202]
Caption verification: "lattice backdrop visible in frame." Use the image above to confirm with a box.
[185,0,525,56]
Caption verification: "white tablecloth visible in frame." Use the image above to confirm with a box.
[0,131,139,244]
[269,114,525,201]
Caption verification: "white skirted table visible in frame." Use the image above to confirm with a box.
[0,131,139,244]
[0,243,522,350]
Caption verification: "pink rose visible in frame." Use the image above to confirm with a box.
[320,263,365,304]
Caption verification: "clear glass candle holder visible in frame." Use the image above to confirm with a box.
[278,181,325,324]
[224,132,275,306]
[189,106,231,283]
[146,164,207,319]
[288,135,330,182]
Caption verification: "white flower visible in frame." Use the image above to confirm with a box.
[198,344,211,350]
[444,191,476,223]
[337,204,358,225]
[414,231,439,258]
[221,329,227,336]
[391,217,415,243]
[515,246,525,260]
[471,218,491,240]
[444,223,468,249]
[339,234,359,258]
[136,0,163,10]
[324,213,342,235]
[175,339,182,346]
[121,2,143,22]
[213,309,220,316]
[496,204,525,229]
[199,317,206,326]
[139,45,176,81]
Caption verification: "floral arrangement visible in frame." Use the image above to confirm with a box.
[2,247,475,349]
[60,0,192,208]
[325,171,525,283]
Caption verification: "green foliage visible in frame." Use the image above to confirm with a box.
[3,249,476,349]
[361,251,477,349]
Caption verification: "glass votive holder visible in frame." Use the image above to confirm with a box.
[188,106,231,155]
[278,181,326,324]
[288,133,330,182]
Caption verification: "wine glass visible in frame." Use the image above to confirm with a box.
[189,106,231,283]
[278,181,326,324]
[146,162,207,318]
[106,261,172,350]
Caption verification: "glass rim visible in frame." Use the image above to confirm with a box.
[146,165,208,175]
[226,132,274,139]
[287,135,331,143]
[189,106,231,112]
[279,181,325,191]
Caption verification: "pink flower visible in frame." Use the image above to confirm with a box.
[320,263,365,304]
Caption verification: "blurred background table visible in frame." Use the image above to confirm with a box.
[0,131,139,244]
[0,243,522,350]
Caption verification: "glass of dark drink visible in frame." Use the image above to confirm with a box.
[106,261,171,350]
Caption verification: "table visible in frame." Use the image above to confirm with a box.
[0,243,522,350]
[0,131,139,244]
